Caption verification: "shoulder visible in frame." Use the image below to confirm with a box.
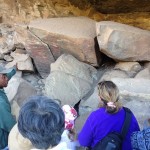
[86,107,107,123]
[8,124,33,150]
[91,107,106,115]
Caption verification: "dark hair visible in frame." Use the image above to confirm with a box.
[18,96,65,149]
[98,81,121,113]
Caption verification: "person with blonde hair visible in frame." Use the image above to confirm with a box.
[78,81,140,150]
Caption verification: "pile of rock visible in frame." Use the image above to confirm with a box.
[0,17,150,130]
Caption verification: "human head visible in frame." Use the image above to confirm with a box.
[0,74,8,88]
[18,96,65,149]
[98,81,120,113]
[0,65,12,88]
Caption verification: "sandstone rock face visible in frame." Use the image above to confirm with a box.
[88,0,150,14]
[111,78,150,99]
[96,21,150,61]
[114,62,142,73]
[135,68,150,79]
[80,86,100,112]
[45,71,92,106]
[25,31,55,78]
[100,69,129,81]
[15,25,55,78]
[0,24,15,54]
[50,54,97,83]
[75,112,91,132]
[6,51,34,72]
[123,97,150,128]
[29,17,101,66]
[0,0,150,32]
[45,54,97,106]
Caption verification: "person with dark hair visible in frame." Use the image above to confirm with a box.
[0,66,16,149]
[8,96,78,150]
[78,81,140,150]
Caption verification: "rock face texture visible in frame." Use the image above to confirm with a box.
[29,17,100,66]
[86,0,150,14]
[14,24,55,78]
[0,0,150,31]
[96,21,150,62]
[14,17,101,78]
[45,54,97,106]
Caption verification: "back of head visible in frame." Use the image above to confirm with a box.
[18,96,65,149]
[98,81,120,113]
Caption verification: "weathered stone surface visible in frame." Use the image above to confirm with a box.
[100,69,129,82]
[13,79,37,106]
[5,72,37,104]
[45,54,97,106]
[114,62,142,77]
[1,0,150,31]
[5,71,22,102]
[96,21,150,61]
[75,112,91,132]
[5,74,37,119]
[88,0,150,14]
[0,53,4,59]
[17,57,34,72]
[115,62,142,72]
[45,71,91,106]
[135,68,150,79]
[80,86,100,111]
[11,51,34,72]
[111,78,150,99]
[51,54,97,83]
[4,55,13,61]
[15,48,26,54]
[29,17,101,66]
[144,62,150,70]
[5,61,16,68]
[0,24,15,54]
[25,31,55,78]
[15,25,55,78]
[123,98,150,128]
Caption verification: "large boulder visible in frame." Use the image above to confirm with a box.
[135,68,150,79]
[114,62,142,73]
[50,54,97,83]
[79,86,100,113]
[28,17,101,66]
[96,21,150,61]
[100,69,129,81]
[111,78,150,99]
[45,71,92,106]
[45,54,97,106]
[14,25,55,78]
[123,97,150,128]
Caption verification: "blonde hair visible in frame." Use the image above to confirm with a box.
[98,81,121,113]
